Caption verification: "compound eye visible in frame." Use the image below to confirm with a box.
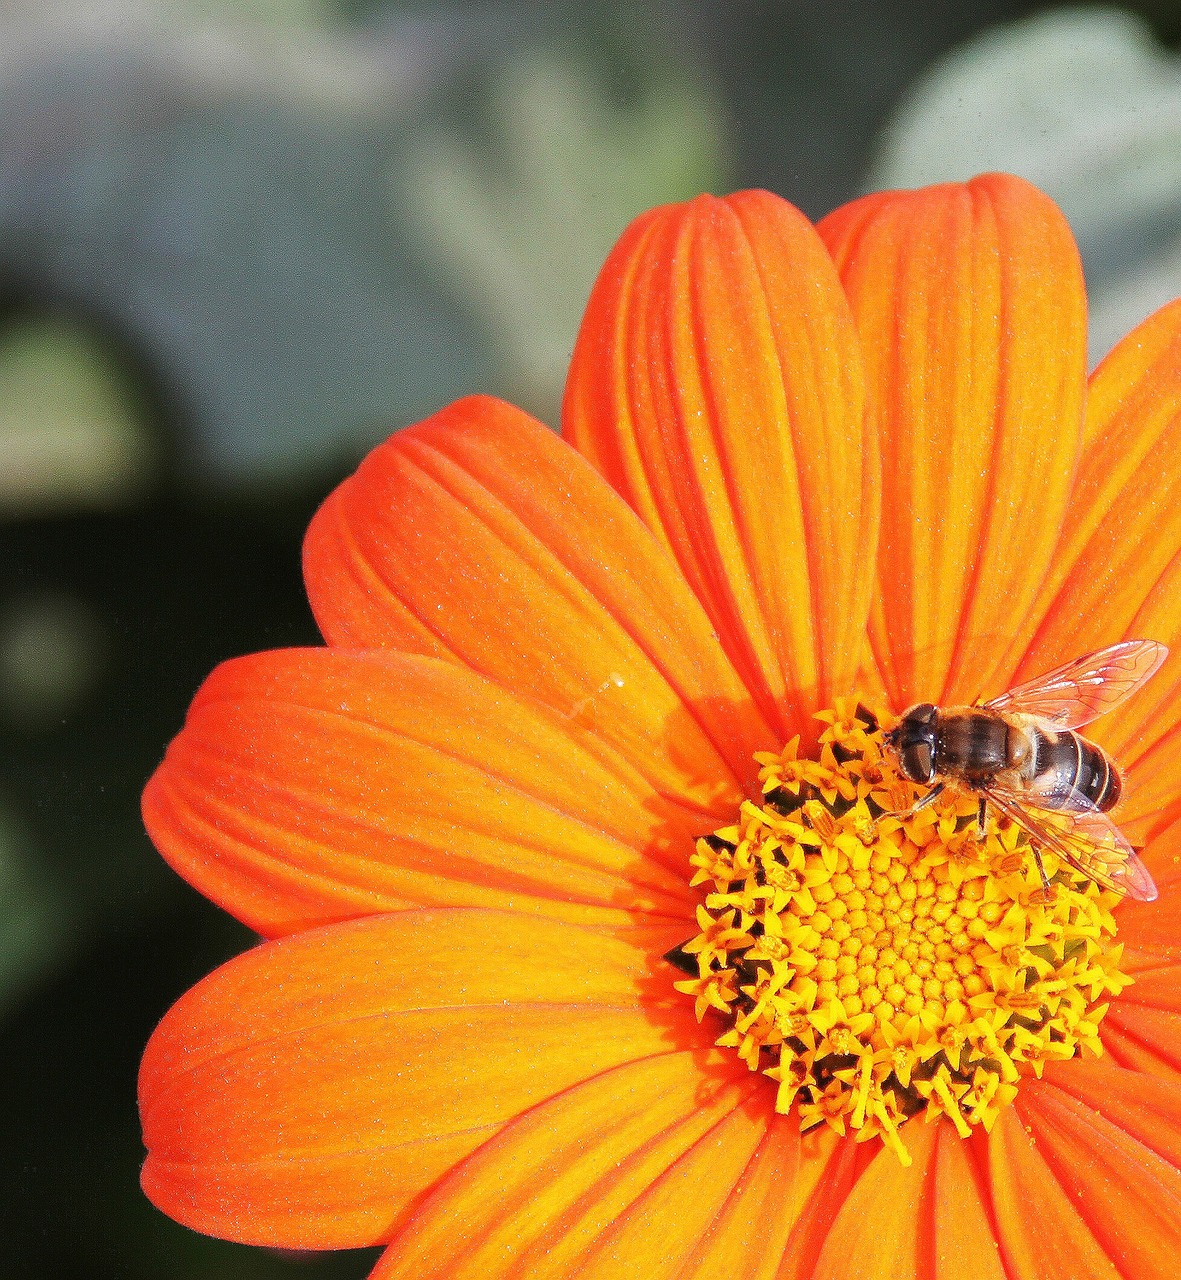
[907,703,937,726]
[907,740,934,782]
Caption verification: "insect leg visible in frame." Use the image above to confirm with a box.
[1031,844,1051,895]
[898,781,945,819]
[977,796,987,839]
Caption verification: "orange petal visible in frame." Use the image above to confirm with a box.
[569,1094,772,1279]
[775,1129,870,1280]
[808,1121,936,1280]
[1011,1063,1181,1278]
[563,191,877,743]
[1038,1058,1181,1163]
[139,909,697,1249]
[303,394,772,801]
[929,1126,1009,1280]
[372,1053,763,1280]
[1101,1018,1181,1081]
[988,1106,1121,1280]
[1120,559,1181,823]
[809,1121,1005,1280]
[1122,714,1181,838]
[1103,951,1181,1080]
[1110,812,1181,959]
[143,648,706,937]
[1007,299,1181,828]
[819,175,1087,707]
[672,1113,805,1280]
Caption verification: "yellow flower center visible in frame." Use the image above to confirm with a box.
[669,699,1132,1165]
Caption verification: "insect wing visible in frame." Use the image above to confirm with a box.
[986,785,1158,902]
[984,640,1168,730]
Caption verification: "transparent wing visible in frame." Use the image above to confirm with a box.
[986,784,1158,902]
[984,640,1168,730]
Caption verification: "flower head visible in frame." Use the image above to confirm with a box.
[140,175,1181,1277]
[677,703,1129,1163]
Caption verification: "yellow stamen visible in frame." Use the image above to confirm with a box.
[672,698,1130,1162]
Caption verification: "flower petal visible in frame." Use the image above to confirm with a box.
[563,191,876,743]
[988,1106,1121,1280]
[303,394,772,801]
[139,909,696,1250]
[1121,713,1181,839]
[1110,813,1181,960]
[1011,1063,1181,1278]
[567,1094,773,1279]
[143,648,706,937]
[1006,301,1181,826]
[1101,1018,1181,1081]
[672,1113,804,1280]
[775,1130,869,1280]
[928,1128,1008,1280]
[1103,950,1181,1080]
[809,1122,1005,1280]
[819,174,1087,707]
[371,1053,763,1280]
[1038,1059,1181,1164]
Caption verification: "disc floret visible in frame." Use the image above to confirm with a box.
[672,700,1131,1164]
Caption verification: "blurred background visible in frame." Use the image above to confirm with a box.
[4,1,1181,1274]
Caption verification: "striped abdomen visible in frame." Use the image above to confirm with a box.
[1031,728,1121,811]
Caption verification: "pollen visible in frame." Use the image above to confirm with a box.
[671,700,1131,1165]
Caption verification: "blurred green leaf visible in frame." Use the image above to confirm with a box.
[0,315,156,515]
[0,588,107,725]
[867,6,1181,360]
[402,45,728,421]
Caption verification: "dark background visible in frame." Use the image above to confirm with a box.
[4,2,1180,1275]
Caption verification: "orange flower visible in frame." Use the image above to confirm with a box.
[139,175,1181,1278]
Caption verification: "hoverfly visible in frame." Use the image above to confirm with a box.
[883,640,1167,902]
